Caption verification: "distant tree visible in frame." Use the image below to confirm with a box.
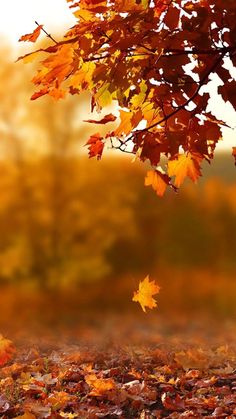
[19,0,236,196]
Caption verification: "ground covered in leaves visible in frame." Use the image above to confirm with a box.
[1,313,236,418]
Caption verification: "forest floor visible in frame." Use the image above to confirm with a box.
[1,308,236,418]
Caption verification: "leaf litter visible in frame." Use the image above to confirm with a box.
[1,314,236,418]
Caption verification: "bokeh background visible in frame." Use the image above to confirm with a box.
[0,15,236,344]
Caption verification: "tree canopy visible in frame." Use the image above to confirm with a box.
[19,0,236,195]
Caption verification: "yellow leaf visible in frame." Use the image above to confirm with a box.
[70,61,95,91]
[95,83,112,107]
[114,110,133,136]
[168,153,202,187]
[130,79,147,108]
[132,275,160,313]
[17,50,42,64]
[74,9,96,21]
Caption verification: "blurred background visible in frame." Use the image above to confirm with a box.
[0,16,236,345]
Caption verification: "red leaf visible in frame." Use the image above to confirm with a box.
[85,133,104,159]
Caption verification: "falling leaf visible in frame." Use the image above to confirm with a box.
[84,113,117,124]
[0,335,15,367]
[132,275,160,313]
[19,25,44,43]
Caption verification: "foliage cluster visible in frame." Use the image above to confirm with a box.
[19,0,236,195]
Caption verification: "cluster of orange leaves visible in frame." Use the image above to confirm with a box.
[18,0,236,196]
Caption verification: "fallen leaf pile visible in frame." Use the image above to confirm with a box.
[0,334,236,418]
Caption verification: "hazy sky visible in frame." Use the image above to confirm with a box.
[0,0,235,151]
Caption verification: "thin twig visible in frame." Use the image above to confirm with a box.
[35,21,58,44]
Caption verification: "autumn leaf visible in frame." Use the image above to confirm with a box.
[132,275,160,313]
[85,133,104,159]
[145,170,171,197]
[0,335,15,367]
[85,373,116,396]
[83,113,117,124]
[168,153,202,187]
[31,88,49,101]
[114,110,134,136]
[19,25,43,43]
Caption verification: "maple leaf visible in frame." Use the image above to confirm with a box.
[168,153,202,187]
[83,113,117,124]
[0,335,15,367]
[132,275,160,313]
[145,170,171,197]
[19,25,43,43]
[85,133,105,159]
[85,373,116,396]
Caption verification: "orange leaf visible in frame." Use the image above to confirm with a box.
[145,170,170,197]
[84,113,117,124]
[0,335,15,367]
[85,133,104,159]
[168,153,202,187]
[19,25,43,43]
[132,275,160,313]
[31,88,49,101]
[114,110,133,136]
[85,373,116,396]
